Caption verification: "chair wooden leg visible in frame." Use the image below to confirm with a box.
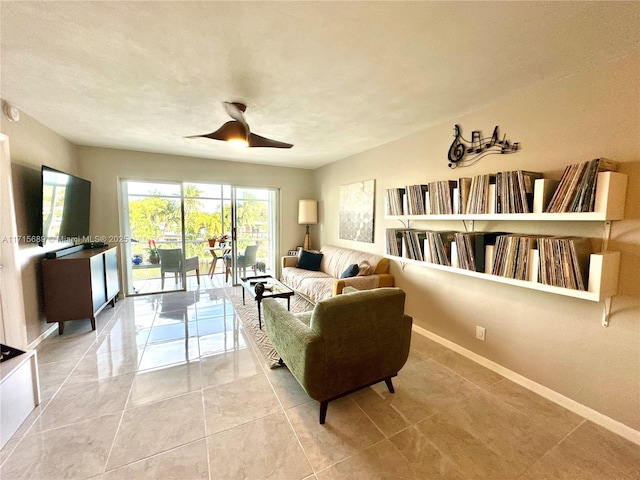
[196,268,200,285]
[319,401,328,424]
[384,377,395,394]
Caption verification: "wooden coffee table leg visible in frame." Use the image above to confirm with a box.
[257,299,262,329]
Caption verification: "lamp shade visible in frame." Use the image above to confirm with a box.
[298,199,318,225]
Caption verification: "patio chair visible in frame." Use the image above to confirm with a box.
[158,248,200,289]
[224,244,259,282]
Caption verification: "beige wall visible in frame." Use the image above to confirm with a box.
[1,111,79,343]
[76,146,314,287]
[314,53,640,431]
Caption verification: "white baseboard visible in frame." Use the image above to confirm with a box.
[412,325,640,446]
[27,323,58,351]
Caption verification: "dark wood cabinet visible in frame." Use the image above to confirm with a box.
[42,246,120,334]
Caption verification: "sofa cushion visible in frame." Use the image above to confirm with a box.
[340,264,359,278]
[297,250,323,271]
[281,267,334,303]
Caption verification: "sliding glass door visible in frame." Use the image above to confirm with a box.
[120,180,278,295]
[121,181,185,295]
[182,183,232,282]
[228,187,278,284]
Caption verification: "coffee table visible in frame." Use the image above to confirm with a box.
[239,275,295,329]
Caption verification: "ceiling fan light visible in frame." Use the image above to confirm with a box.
[227,138,249,148]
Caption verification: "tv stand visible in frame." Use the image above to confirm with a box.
[42,246,120,334]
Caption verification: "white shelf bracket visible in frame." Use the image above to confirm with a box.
[461,219,475,232]
[602,221,612,251]
[602,297,612,327]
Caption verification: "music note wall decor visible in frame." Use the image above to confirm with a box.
[447,124,520,168]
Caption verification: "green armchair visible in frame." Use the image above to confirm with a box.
[263,287,412,424]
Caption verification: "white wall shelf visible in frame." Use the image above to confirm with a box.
[386,171,628,222]
[385,170,628,327]
[387,251,619,303]
[387,212,617,222]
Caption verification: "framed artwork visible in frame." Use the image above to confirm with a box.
[339,179,375,243]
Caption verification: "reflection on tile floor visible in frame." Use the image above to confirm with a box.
[131,263,275,295]
[1,288,638,479]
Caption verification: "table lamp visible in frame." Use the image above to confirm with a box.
[298,199,318,250]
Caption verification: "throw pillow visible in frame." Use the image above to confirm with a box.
[357,260,374,276]
[297,249,323,271]
[340,263,359,278]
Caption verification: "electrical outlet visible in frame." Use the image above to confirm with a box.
[476,326,486,341]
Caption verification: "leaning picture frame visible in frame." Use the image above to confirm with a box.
[339,179,375,243]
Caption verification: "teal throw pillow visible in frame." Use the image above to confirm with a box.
[297,250,323,271]
[340,263,359,278]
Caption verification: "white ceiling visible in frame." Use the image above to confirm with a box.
[1,1,639,169]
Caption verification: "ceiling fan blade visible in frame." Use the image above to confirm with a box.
[223,102,248,129]
[184,133,219,139]
[248,132,293,149]
[185,121,248,142]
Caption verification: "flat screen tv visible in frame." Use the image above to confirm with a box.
[40,165,91,246]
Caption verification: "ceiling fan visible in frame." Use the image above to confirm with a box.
[186,101,293,149]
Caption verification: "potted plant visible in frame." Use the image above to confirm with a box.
[147,239,160,264]
[217,233,229,245]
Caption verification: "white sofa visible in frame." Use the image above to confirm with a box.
[281,245,394,303]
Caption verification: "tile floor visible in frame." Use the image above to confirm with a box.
[1,286,638,479]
